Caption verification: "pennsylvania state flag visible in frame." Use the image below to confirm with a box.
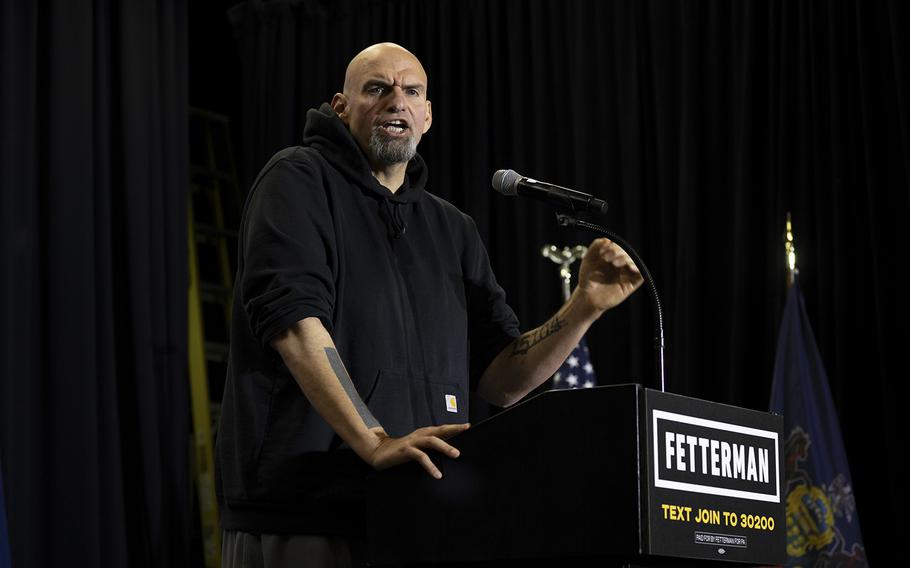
[770,281,867,567]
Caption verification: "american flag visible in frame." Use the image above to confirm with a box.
[552,337,597,389]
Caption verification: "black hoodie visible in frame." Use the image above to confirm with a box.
[216,104,520,535]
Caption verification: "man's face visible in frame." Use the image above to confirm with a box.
[332,45,433,167]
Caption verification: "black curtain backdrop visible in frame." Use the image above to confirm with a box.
[1,1,190,567]
[229,0,908,562]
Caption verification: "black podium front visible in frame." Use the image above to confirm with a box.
[367,384,785,567]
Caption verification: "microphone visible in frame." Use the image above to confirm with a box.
[491,169,608,214]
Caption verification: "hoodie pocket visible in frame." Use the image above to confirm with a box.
[365,370,468,437]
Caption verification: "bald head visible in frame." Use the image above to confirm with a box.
[331,43,433,177]
[342,43,428,97]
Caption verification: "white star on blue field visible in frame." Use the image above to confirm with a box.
[552,338,596,389]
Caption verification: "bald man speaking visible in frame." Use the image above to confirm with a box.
[216,43,642,567]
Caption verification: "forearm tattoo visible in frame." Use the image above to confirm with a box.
[510,316,567,357]
[324,347,380,429]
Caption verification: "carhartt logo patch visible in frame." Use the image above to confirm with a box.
[445,394,458,413]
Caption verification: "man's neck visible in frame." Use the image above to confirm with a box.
[371,162,408,193]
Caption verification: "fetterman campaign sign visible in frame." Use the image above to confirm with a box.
[643,389,786,564]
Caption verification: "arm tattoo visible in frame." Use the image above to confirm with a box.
[510,316,567,357]
[324,347,380,429]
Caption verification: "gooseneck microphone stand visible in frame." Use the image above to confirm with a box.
[556,213,666,393]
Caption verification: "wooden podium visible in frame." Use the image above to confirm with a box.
[367,384,785,566]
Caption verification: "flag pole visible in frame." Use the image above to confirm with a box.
[785,212,798,288]
[541,244,598,389]
[541,244,588,301]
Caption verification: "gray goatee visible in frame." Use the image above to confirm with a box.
[368,126,417,165]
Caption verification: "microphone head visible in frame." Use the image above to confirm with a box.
[492,169,522,196]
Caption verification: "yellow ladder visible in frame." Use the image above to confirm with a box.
[188,107,242,568]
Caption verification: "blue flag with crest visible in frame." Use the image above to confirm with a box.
[769,281,867,567]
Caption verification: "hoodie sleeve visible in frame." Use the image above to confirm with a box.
[461,216,521,386]
[239,151,336,348]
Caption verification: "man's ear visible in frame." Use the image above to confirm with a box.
[331,93,348,121]
[423,100,433,134]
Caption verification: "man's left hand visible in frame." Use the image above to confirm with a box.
[576,237,644,315]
